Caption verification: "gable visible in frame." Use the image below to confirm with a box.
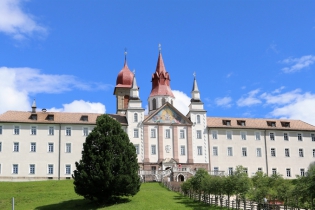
[145,103,191,125]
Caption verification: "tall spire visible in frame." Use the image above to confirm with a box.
[192,72,199,91]
[191,73,201,102]
[130,71,140,100]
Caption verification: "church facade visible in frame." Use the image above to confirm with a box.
[0,50,315,181]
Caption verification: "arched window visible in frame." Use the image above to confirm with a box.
[162,98,166,105]
[152,98,157,110]
[197,115,201,124]
[134,113,138,122]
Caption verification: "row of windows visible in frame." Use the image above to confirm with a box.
[0,126,89,136]
[0,164,71,175]
[135,128,203,139]
[0,142,72,153]
[211,130,315,141]
[134,144,203,156]
[212,146,315,157]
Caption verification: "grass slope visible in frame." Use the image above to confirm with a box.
[0,180,222,210]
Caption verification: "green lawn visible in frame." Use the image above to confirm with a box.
[0,180,221,210]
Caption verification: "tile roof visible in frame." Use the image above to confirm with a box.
[0,111,128,126]
[207,117,315,131]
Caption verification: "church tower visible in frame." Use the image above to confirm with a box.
[114,52,134,114]
[148,47,175,114]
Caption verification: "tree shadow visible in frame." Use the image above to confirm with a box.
[172,195,223,210]
[35,197,131,210]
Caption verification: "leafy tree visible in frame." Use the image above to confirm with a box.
[249,171,270,204]
[233,166,251,208]
[72,114,140,203]
[190,168,209,201]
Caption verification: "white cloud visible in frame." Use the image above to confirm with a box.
[173,90,191,115]
[215,96,232,108]
[281,55,315,73]
[0,67,108,114]
[261,89,301,105]
[237,89,261,107]
[48,100,106,113]
[0,0,47,40]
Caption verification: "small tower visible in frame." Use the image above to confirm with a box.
[114,51,134,114]
[148,45,175,114]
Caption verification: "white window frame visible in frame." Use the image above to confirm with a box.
[228,167,233,176]
[12,164,18,174]
[285,148,290,157]
[48,126,54,136]
[286,168,291,177]
[212,130,218,140]
[196,115,201,124]
[134,144,139,154]
[180,145,185,155]
[213,146,218,156]
[13,142,19,152]
[48,164,54,174]
[66,143,71,153]
[65,127,71,136]
[151,145,156,155]
[134,129,139,138]
[151,129,156,138]
[298,133,303,141]
[272,168,277,175]
[179,129,185,139]
[255,131,261,140]
[30,142,36,152]
[165,129,171,139]
[83,127,89,136]
[256,148,262,157]
[258,167,263,172]
[0,125,2,135]
[13,126,20,135]
[65,164,71,175]
[284,132,289,141]
[242,147,247,157]
[299,148,304,157]
[300,168,305,177]
[240,131,246,140]
[48,143,54,153]
[29,164,35,174]
[134,113,138,123]
[311,133,315,141]
[197,146,202,155]
[0,142,2,152]
[313,149,315,157]
[227,147,233,156]
[243,168,248,174]
[271,148,276,157]
[270,132,275,141]
[196,130,202,139]
[226,131,232,140]
[30,126,37,135]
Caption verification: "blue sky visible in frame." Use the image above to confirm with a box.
[1,0,315,124]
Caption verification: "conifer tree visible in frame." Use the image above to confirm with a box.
[72,114,140,202]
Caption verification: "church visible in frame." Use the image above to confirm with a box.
[0,49,315,181]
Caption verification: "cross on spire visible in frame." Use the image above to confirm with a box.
[158,43,162,52]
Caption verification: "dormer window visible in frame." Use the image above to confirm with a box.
[267,121,276,127]
[30,114,37,120]
[281,122,290,128]
[223,120,231,126]
[46,115,54,121]
[80,115,88,122]
[237,120,246,126]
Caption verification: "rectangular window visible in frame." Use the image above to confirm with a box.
[179,130,185,139]
[49,127,54,135]
[66,143,71,153]
[30,164,35,174]
[228,167,233,175]
[241,131,246,140]
[227,147,233,156]
[299,148,304,157]
[242,147,247,157]
[196,130,202,139]
[312,134,315,142]
[13,142,19,152]
[13,164,18,174]
[213,146,218,156]
[255,132,261,140]
[66,127,71,136]
[151,129,156,138]
[313,149,315,157]
[284,133,289,141]
[286,168,291,177]
[285,148,290,157]
[271,148,276,157]
[134,144,139,154]
[165,129,170,138]
[65,165,71,175]
[48,164,53,174]
[226,131,232,140]
[212,130,218,140]
[48,143,54,152]
[256,148,262,157]
[300,168,305,177]
[197,146,202,155]
[0,125,2,134]
[83,128,89,136]
[272,168,277,175]
[0,142,2,152]
[298,133,303,141]
[270,133,275,140]
[258,167,262,172]
[14,126,19,135]
[134,129,139,138]
[214,167,219,175]
[243,168,248,174]
[30,142,36,152]
[180,145,185,155]
[151,145,156,155]
[31,126,36,135]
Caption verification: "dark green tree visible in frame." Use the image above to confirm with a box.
[72,114,140,202]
